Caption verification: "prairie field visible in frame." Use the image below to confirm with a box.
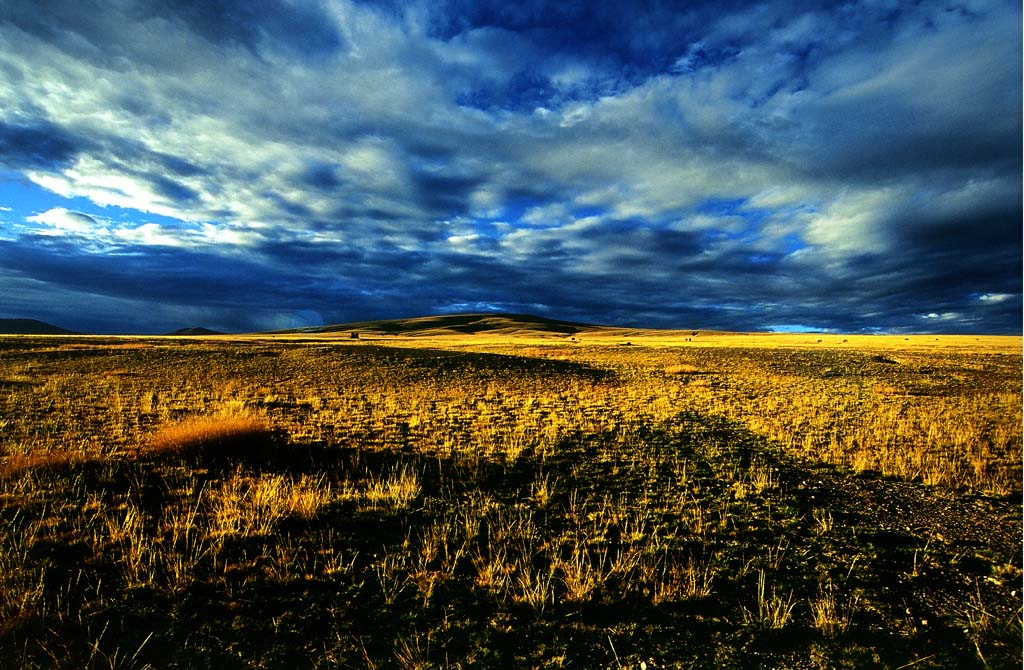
[0,332,1020,669]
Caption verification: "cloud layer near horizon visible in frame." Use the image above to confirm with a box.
[0,0,1020,333]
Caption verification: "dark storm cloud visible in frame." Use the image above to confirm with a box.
[148,174,200,204]
[784,36,1022,184]
[140,0,343,58]
[0,119,84,170]
[897,202,1022,258]
[411,170,488,216]
[299,162,343,191]
[257,240,368,267]
[0,232,420,332]
[0,0,343,61]
[0,237,288,306]
[412,1,823,80]
[575,222,702,258]
[0,0,1019,333]
[857,186,1024,325]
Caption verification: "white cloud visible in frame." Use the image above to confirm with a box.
[803,188,896,256]
[921,312,961,321]
[24,207,260,250]
[199,223,263,247]
[113,223,186,247]
[521,202,572,227]
[446,233,479,248]
[26,207,101,234]
[25,162,194,221]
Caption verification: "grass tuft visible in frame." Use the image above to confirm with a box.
[142,412,274,460]
[663,364,703,375]
[0,451,87,478]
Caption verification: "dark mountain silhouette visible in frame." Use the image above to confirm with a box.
[166,327,223,336]
[0,318,79,335]
[273,312,604,337]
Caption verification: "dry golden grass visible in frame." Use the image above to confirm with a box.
[0,450,87,479]
[209,470,333,536]
[359,465,422,510]
[742,570,796,629]
[808,578,858,637]
[0,333,1019,669]
[142,412,274,459]
[265,329,1020,355]
[663,363,703,375]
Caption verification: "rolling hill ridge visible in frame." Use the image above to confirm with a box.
[0,318,79,335]
[273,313,607,337]
[166,327,224,336]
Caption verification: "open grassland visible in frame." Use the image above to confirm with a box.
[0,333,1020,669]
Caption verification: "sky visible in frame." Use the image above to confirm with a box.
[0,0,1020,334]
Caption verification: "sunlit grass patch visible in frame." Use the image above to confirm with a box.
[0,450,89,479]
[358,464,422,511]
[808,578,858,637]
[742,570,796,629]
[663,363,704,375]
[209,470,334,536]
[141,412,275,460]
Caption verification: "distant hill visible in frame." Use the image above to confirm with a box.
[273,313,607,337]
[0,318,79,335]
[166,327,223,336]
